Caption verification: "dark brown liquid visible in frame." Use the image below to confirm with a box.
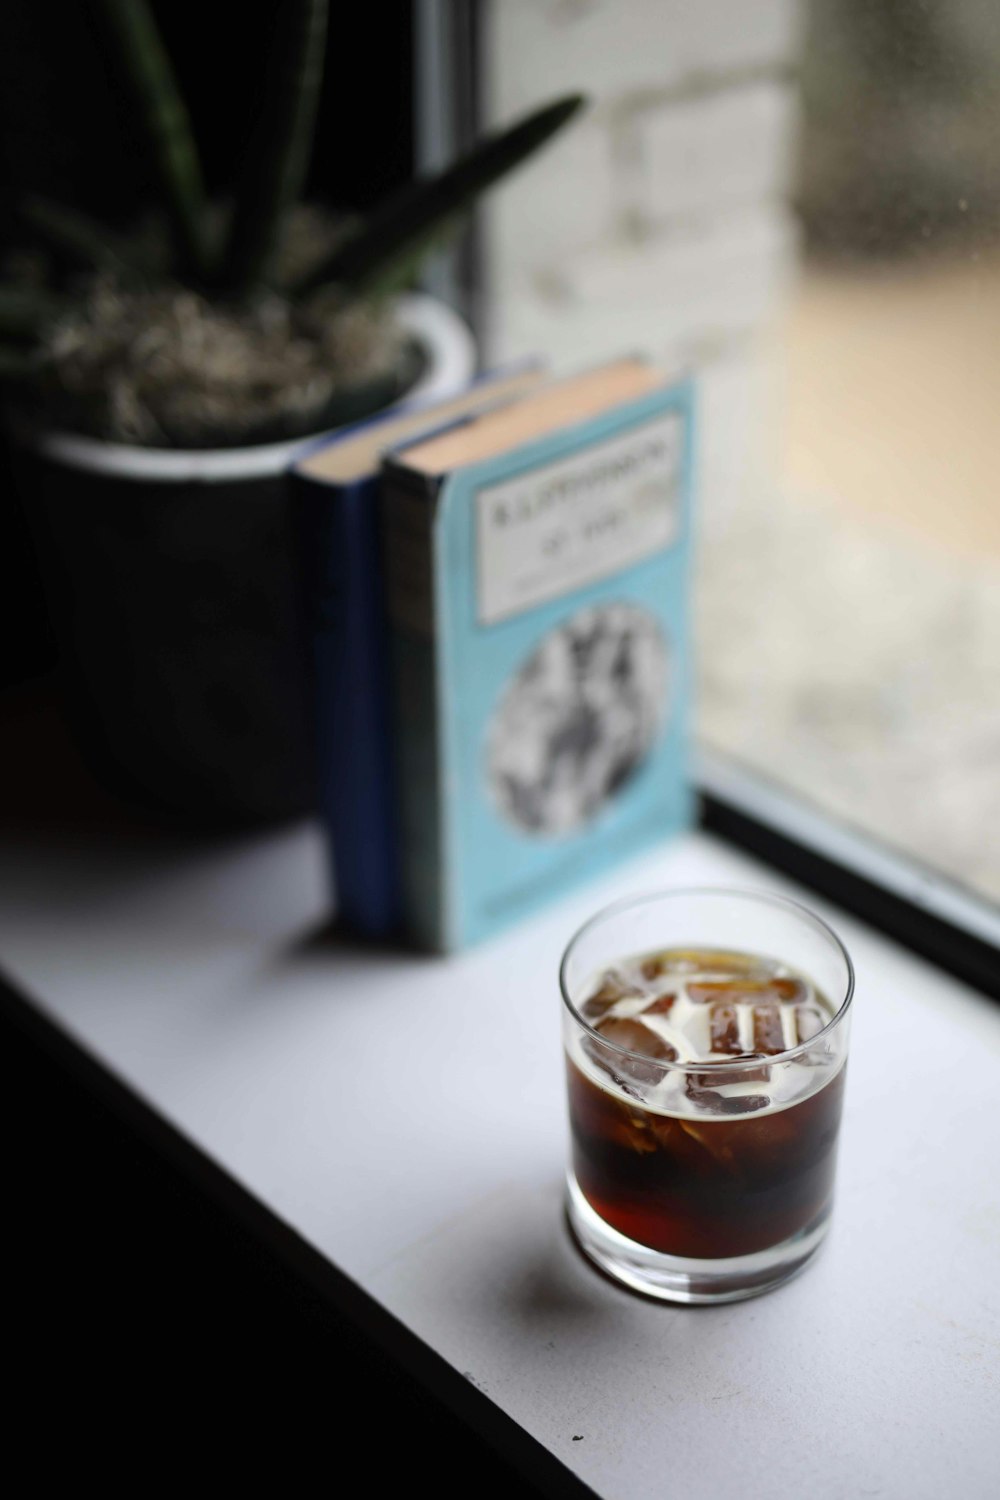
[568,1059,845,1257]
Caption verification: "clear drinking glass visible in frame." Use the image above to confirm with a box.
[560,888,854,1303]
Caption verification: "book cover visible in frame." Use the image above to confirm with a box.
[291,365,542,938]
[381,367,696,951]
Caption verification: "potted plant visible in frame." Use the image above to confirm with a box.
[0,0,583,822]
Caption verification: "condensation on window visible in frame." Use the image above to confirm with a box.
[698,0,1000,903]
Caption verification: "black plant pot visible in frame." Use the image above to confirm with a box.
[11,295,475,825]
[18,448,314,824]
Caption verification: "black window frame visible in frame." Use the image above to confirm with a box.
[698,748,1000,1002]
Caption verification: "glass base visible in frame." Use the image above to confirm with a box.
[565,1173,831,1305]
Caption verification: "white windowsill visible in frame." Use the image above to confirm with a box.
[1,817,997,1498]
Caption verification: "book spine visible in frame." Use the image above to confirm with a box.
[292,471,400,937]
[380,465,448,950]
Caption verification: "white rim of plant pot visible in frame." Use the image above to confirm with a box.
[26,292,477,483]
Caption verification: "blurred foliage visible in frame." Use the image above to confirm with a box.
[0,0,584,444]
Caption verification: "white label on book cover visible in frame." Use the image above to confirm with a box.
[475,411,682,626]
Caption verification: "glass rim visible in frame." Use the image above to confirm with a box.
[558,885,855,1074]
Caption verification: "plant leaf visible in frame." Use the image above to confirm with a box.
[354,214,465,301]
[18,196,135,277]
[293,93,587,297]
[220,0,328,295]
[92,0,213,281]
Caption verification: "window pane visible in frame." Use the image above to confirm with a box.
[481,0,1000,907]
[700,0,1000,904]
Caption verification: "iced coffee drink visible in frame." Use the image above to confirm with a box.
[561,891,853,1302]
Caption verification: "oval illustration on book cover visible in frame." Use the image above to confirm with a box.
[485,601,671,837]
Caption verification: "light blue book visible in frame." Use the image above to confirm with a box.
[380,358,696,951]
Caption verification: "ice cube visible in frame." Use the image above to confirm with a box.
[690,1054,770,1088]
[709,1003,742,1054]
[684,1070,770,1115]
[640,951,702,980]
[687,980,734,1005]
[596,1017,678,1061]
[580,1036,642,1098]
[649,1110,739,1171]
[752,1003,786,1055]
[688,976,804,1008]
[687,950,777,978]
[687,979,769,1005]
[794,1005,826,1043]
[620,1109,658,1155]
[592,1016,677,1085]
[673,1117,742,1171]
[641,992,677,1017]
[770,977,807,1003]
[579,967,639,1020]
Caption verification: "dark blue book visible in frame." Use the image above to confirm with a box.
[292,365,543,937]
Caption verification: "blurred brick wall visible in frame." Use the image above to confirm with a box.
[480,0,803,529]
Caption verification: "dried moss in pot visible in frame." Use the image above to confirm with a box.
[31,272,421,450]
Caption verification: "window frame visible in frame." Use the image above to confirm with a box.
[698,747,1000,1002]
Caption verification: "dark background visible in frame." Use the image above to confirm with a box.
[0,7,547,1489]
[0,1,417,692]
[0,5,416,236]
